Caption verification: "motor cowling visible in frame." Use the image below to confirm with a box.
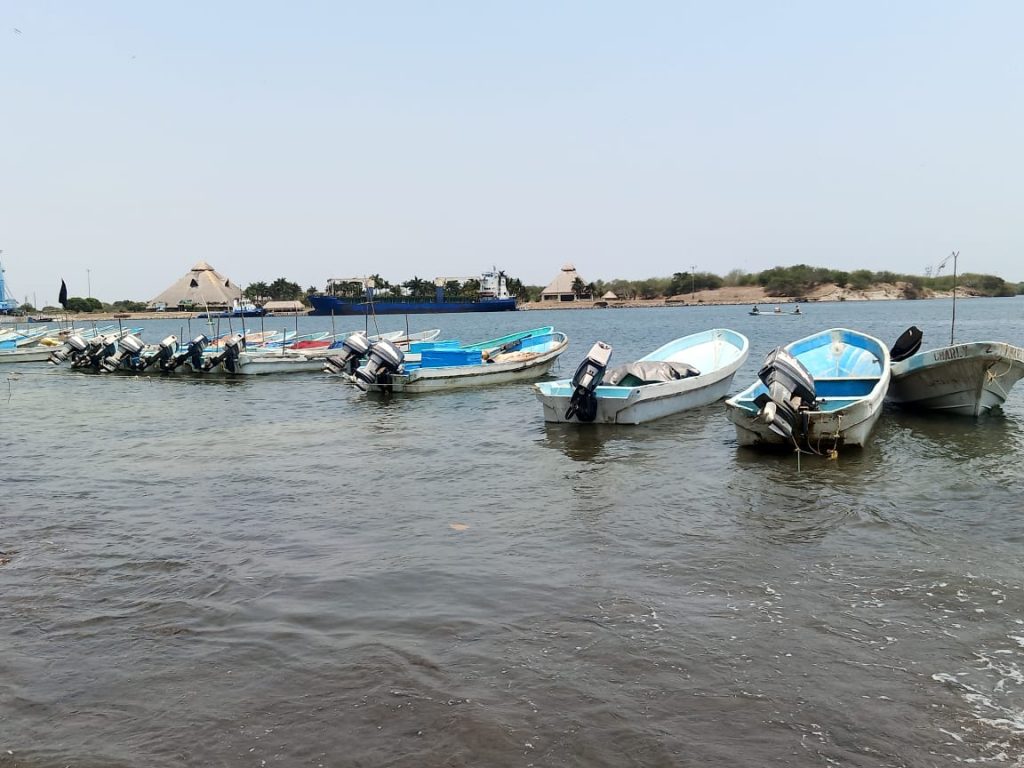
[323,332,371,375]
[753,347,817,440]
[202,334,245,372]
[73,334,119,369]
[48,334,88,365]
[136,335,178,370]
[100,334,146,373]
[564,341,613,422]
[165,335,209,371]
[354,339,404,391]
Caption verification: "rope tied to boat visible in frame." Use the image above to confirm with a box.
[985,360,1014,400]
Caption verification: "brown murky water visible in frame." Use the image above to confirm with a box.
[2,299,1023,766]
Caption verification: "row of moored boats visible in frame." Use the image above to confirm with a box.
[3,321,1022,451]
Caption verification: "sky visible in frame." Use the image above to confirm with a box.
[2,1,1022,305]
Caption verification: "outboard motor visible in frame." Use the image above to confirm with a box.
[353,339,404,391]
[165,335,209,372]
[323,332,371,376]
[202,334,245,373]
[564,341,613,422]
[890,326,923,363]
[135,335,179,371]
[48,334,89,365]
[72,334,119,369]
[100,334,147,373]
[753,347,817,441]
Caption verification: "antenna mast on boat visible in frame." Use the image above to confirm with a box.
[935,250,959,345]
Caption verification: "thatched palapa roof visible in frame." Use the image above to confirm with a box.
[542,263,585,298]
[148,261,242,309]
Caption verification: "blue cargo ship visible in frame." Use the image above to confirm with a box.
[308,269,518,316]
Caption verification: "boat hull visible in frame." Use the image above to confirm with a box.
[0,346,56,363]
[725,389,885,448]
[888,342,1024,416]
[308,295,517,316]
[226,353,327,375]
[534,329,750,424]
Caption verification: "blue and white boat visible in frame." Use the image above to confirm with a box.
[725,328,891,450]
[533,329,749,424]
[351,329,568,393]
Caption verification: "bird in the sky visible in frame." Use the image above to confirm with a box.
[13,27,22,34]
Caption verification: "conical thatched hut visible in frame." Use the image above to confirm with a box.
[148,261,243,310]
[541,263,587,302]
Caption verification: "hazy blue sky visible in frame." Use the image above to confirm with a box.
[2,1,1022,304]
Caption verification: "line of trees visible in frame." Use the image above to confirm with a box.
[243,278,312,303]
[578,266,1024,301]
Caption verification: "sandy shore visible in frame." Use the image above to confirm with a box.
[519,282,967,310]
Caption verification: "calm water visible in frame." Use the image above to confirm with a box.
[2,298,1024,767]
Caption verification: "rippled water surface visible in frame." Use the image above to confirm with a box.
[2,299,1024,767]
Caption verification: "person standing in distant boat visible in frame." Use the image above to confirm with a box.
[794,306,802,315]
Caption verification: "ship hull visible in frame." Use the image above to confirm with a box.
[308,295,517,316]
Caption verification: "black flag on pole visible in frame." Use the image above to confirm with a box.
[58,279,68,309]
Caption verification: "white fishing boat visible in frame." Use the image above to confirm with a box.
[533,329,749,424]
[215,329,443,375]
[885,252,1024,416]
[353,331,568,393]
[725,328,890,451]
[0,343,64,363]
[889,338,1024,416]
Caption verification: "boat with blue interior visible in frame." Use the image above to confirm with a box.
[725,328,890,450]
[534,329,749,424]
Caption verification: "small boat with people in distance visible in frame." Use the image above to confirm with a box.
[749,305,803,316]
[534,329,750,424]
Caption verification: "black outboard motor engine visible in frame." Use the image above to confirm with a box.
[48,334,89,365]
[753,347,817,440]
[73,334,119,370]
[564,341,613,422]
[890,326,923,363]
[100,334,147,373]
[164,335,209,372]
[202,334,245,372]
[323,332,371,376]
[136,335,179,371]
[353,339,404,391]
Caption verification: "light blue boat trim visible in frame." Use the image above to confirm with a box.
[535,328,749,399]
[730,328,887,414]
